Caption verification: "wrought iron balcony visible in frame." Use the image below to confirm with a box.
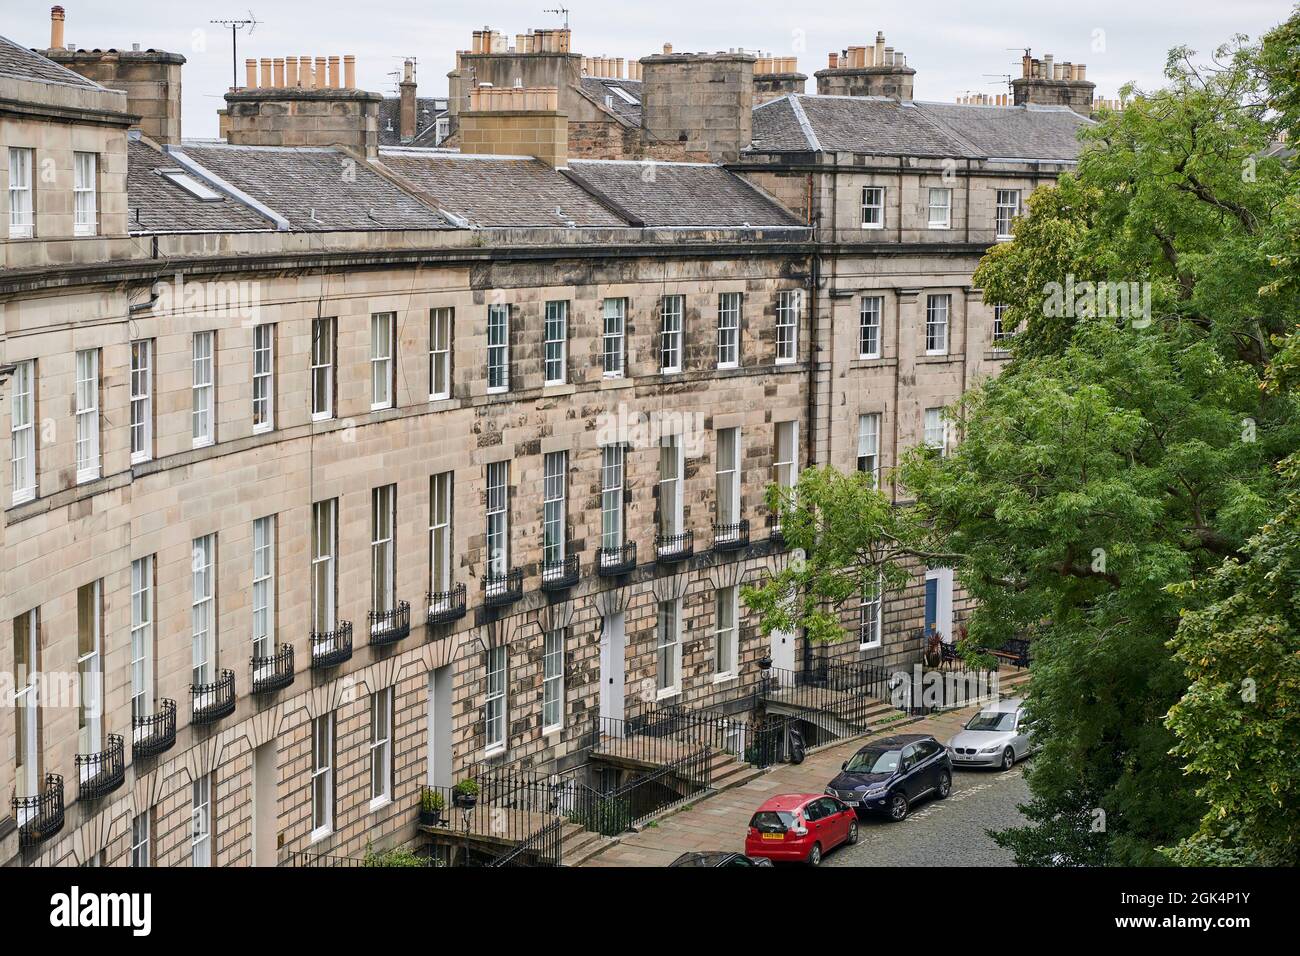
[713,518,750,552]
[76,734,125,802]
[12,774,64,851]
[191,669,236,724]
[655,530,694,563]
[426,584,467,626]
[483,568,524,607]
[369,600,411,647]
[132,699,176,759]
[251,643,295,694]
[540,554,580,592]
[596,541,637,576]
[311,622,353,670]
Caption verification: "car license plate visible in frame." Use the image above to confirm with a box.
[842,800,859,807]
[761,832,783,841]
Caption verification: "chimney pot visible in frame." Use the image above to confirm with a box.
[259,57,272,88]
[245,57,258,89]
[273,57,285,87]
[50,6,65,51]
[344,54,356,88]
[286,56,299,87]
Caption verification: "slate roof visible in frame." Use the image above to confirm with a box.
[171,142,453,231]
[126,138,273,233]
[378,96,447,147]
[750,94,1089,162]
[565,160,804,228]
[577,77,643,126]
[0,35,102,88]
[378,150,628,227]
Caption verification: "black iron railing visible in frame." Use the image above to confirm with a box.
[132,699,176,760]
[191,669,236,724]
[595,541,636,576]
[288,848,442,867]
[713,519,749,551]
[483,569,523,607]
[369,601,411,646]
[311,622,353,669]
[76,734,125,801]
[12,774,64,850]
[655,530,694,563]
[590,707,752,769]
[426,584,467,626]
[761,662,895,731]
[540,554,580,592]
[488,818,564,868]
[251,643,295,694]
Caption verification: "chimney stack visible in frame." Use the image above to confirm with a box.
[640,49,755,162]
[399,58,418,141]
[1012,50,1095,115]
[49,6,65,49]
[815,30,915,100]
[459,85,567,166]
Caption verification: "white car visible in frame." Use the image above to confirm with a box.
[945,698,1036,770]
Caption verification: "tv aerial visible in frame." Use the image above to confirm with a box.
[211,12,259,90]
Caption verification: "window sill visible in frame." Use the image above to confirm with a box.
[130,452,152,466]
[541,382,573,395]
[309,826,332,845]
[656,688,680,702]
[859,641,882,652]
[310,411,334,424]
[712,673,737,685]
[984,349,1013,361]
[11,489,36,507]
[917,354,958,365]
[927,224,952,231]
[861,223,884,230]
[774,357,797,367]
[370,402,393,413]
[75,469,101,485]
[368,796,392,814]
[716,363,739,372]
[428,393,452,404]
[252,423,273,436]
[542,724,563,737]
[485,386,509,396]
[192,437,214,450]
[599,377,633,390]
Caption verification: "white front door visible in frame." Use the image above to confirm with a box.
[426,667,453,788]
[599,613,626,723]
[770,628,796,682]
[252,743,276,866]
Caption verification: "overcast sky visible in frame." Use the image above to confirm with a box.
[8,0,1296,137]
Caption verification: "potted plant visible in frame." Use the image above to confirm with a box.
[452,778,479,810]
[419,788,445,826]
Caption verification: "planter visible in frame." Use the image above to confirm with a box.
[419,807,444,827]
[452,792,478,810]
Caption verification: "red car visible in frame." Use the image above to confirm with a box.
[744,793,859,865]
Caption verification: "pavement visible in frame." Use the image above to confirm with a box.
[583,695,1030,867]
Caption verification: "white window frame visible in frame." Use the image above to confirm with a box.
[487,303,510,393]
[370,312,395,411]
[600,444,625,549]
[371,484,396,619]
[485,646,507,754]
[310,713,334,840]
[859,296,883,359]
[860,571,883,649]
[430,306,452,400]
[191,535,216,690]
[857,413,881,487]
[714,586,739,680]
[861,185,885,229]
[924,407,947,454]
[311,500,337,634]
[925,294,950,355]
[773,420,798,531]
[130,555,154,722]
[927,187,952,229]
[775,290,800,364]
[543,300,567,386]
[715,426,741,527]
[8,147,33,239]
[191,775,212,866]
[131,811,151,867]
[192,331,214,448]
[993,303,1012,348]
[660,295,683,373]
[655,599,681,698]
[658,434,683,536]
[77,580,102,760]
[10,359,36,504]
[995,188,1021,240]
[542,451,567,568]
[14,608,39,807]
[74,348,100,483]
[252,516,275,660]
[485,461,509,577]
[369,688,393,808]
[310,317,335,421]
[542,627,565,733]
[252,323,274,433]
[130,340,152,463]
[602,297,626,378]
[73,151,97,237]
[717,292,741,369]
[429,472,453,601]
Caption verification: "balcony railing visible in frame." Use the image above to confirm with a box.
[426,584,467,626]
[540,554,580,592]
[369,600,411,646]
[251,643,295,694]
[132,699,176,759]
[311,622,353,670]
[76,734,125,802]
[596,541,637,576]
[713,518,750,552]
[191,669,236,724]
[12,774,64,851]
[483,568,524,607]
[655,530,694,563]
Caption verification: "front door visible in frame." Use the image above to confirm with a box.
[599,613,626,723]
[924,567,953,641]
[426,666,453,788]
[770,629,796,681]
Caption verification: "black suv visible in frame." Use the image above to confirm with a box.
[824,734,952,822]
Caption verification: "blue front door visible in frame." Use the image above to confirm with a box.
[924,577,938,635]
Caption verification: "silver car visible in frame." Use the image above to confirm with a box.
[945,697,1036,770]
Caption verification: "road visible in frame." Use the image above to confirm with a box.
[825,762,1029,867]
